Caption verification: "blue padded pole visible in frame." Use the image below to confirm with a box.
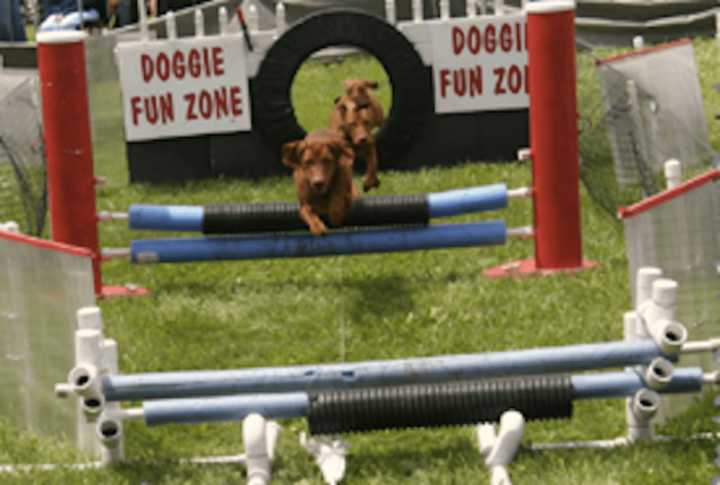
[128,184,509,233]
[103,339,671,401]
[427,184,507,217]
[143,392,309,426]
[129,205,204,232]
[571,367,703,399]
[140,368,706,426]
[130,221,508,263]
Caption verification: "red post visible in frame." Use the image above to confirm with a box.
[485,1,595,277]
[37,32,102,294]
[37,32,148,298]
[527,1,581,269]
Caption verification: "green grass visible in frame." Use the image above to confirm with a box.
[2,38,720,484]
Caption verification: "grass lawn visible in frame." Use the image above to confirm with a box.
[1,36,719,484]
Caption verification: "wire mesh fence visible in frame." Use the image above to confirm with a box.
[0,75,47,237]
[577,39,716,220]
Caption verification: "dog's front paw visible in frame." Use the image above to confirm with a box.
[363,176,380,192]
[309,220,327,236]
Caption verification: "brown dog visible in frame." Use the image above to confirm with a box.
[281,129,358,236]
[330,80,385,192]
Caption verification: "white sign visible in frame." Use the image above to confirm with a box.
[431,15,528,114]
[116,35,252,141]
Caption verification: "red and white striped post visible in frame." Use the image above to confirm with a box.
[37,31,146,298]
[486,0,596,277]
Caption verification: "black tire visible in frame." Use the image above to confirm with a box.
[253,8,431,160]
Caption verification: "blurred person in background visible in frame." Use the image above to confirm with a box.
[0,0,28,41]
[38,0,108,31]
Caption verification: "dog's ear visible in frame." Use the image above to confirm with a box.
[334,96,341,105]
[330,138,355,168]
[281,140,303,168]
[343,79,355,91]
[364,80,379,90]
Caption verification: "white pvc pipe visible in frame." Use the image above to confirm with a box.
[506,226,534,239]
[137,0,149,41]
[632,35,644,49]
[68,364,99,397]
[77,307,103,331]
[635,267,663,309]
[243,414,271,485]
[628,389,660,441]
[195,8,205,37]
[97,211,129,222]
[412,0,423,22]
[643,357,673,390]
[219,6,229,35]
[682,338,720,353]
[494,0,503,16]
[97,418,124,465]
[507,187,531,198]
[440,0,450,19]
[275,1,286,34]
[385,0,396,24]
[466,0,476,18]
[166,11,177,39]
[102,248,131,260]
[247,2,260,32]
[664,159,682,189]
[485,411,524,466]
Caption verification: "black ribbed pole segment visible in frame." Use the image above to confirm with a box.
[202,194,429,234]
[308,375,573,435]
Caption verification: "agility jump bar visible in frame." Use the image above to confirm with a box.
[130,220,509,264]
[136,367,706,432]
[129,184,519,234]
[102,339,672,401]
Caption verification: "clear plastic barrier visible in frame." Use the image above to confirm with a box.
[0,233,95,445]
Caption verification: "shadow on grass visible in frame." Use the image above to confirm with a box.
[343,274,416,322]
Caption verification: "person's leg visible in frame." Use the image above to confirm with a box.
[11,0,27,41]
[0,1,15,40]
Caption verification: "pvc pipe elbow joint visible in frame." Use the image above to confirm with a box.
[646,319,687,356]
[97,418,123,449]
[243,414,271,485]
[68,364,100,397]
[485,410,525,467]
[643,357,673,390]
[81,393,106,421]
[630,389,660,422]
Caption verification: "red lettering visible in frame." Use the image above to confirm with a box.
[144,97,159,124]
[156,53,170,81]
[214,87,229,118]
[230,86,243,116]
[130,96,142,125]
[524,64,529,94]
[439,69,451,98]
[212,47,225,76]
[508,65,522,94]
[172,51,185,79]
[159,93,174,123]
[453,70,466,96]
[469,66,482,96]
[467,26,480,54]
[452,26,464,55]
[516,22,522,52]
[485,25,496,53]
[188,49,201,77]
[141,54,154,82]
[198,90,212,119]
[184,92,198,120]
[203,48,211,77]
[494,67,506,95]
[500,24,512,52]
